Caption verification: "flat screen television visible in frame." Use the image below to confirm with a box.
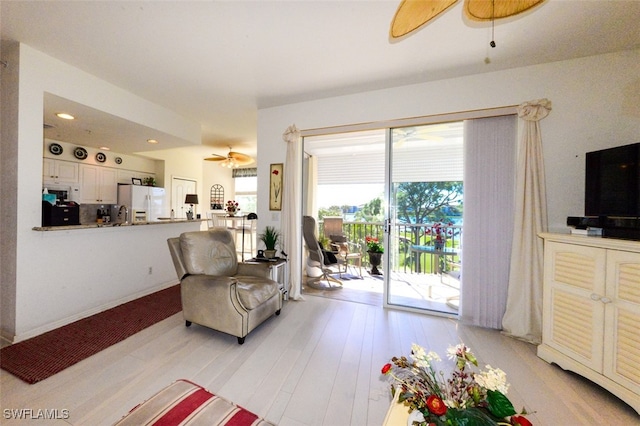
[585,142,640,218]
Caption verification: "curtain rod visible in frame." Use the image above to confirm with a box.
[300,104,518,137]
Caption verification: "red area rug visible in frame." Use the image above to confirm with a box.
[0,285,181,384]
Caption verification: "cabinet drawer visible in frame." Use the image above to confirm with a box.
[42,203,80,226]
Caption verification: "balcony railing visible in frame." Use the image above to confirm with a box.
[319,220,462,275]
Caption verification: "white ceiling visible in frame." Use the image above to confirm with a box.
[2,1,640,156]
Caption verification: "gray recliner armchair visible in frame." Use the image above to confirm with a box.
[167,228,282,344]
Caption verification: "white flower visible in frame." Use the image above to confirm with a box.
[411,343,441,369]
[446,343,465,361]
[411,343,426,360]
[475,365,510,394]
[426,351,441,363]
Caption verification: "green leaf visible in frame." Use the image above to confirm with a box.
[445,408,496,425]
[486,390,516,418]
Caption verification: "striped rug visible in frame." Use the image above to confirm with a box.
[0,285,181,384]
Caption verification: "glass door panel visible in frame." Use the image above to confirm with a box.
[384,123,464,315]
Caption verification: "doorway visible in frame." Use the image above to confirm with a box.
[302,122,463,316]
[171,177,197,219]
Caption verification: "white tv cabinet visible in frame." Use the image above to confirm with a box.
[538,233,640,414]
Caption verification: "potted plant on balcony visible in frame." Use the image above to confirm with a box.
[426,222,453,250]
[259,226,281,258]
[365,236,384,275]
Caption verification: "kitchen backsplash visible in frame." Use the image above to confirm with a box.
[80,204,118,225]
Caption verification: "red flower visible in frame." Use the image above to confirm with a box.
[426,395,447,416]
[511,415,532,426]
[272,170,279,175]
[381,363,392,374]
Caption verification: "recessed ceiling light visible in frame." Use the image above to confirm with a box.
[100,146,110,151]
[147,139,158,144]
[56,113,75,120]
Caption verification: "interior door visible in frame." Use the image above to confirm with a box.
[171,177,197,219]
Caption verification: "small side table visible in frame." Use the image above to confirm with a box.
[245,258,288,300]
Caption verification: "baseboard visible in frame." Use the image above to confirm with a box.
[7,279,179,344]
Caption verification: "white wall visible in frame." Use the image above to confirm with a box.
[257,49,640,235]
[1,43,203,342]
[3,43,639,341]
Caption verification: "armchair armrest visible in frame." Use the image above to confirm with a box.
[237,262,271,278]
[180,274,248,337]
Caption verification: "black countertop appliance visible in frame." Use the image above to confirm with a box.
[42,201,80,226]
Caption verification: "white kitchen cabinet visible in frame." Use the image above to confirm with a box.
[43,158,79,184]
[79,164,118,204]
[116,169,137,184]
[538,233,640,414]
[116,169,156,185]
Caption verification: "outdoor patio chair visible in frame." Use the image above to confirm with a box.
[329,234,363,278]
[322,216,343,241]
[302,215,343,290]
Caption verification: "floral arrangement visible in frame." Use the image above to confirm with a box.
[381,343,532,426]
[365,236,384,253]
[425,222,454,243]
[225,200,240,215]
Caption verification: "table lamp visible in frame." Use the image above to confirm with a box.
[184,194,199,220]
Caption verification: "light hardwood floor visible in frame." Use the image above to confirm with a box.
[1,295,638,425]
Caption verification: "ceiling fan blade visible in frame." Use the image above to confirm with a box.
[228,151,254,165]
[464,0,545,21]
[390,0,458,38]
[204,154,227,161]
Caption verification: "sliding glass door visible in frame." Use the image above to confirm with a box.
[301,111,516,322]
[384,123,464,315]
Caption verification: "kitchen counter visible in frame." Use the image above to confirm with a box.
[33,218,206,231]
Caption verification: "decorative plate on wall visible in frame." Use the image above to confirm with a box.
[49,143,63,155]
[73,147,88,160]
[115,157,123,165]
[96,152,107,163]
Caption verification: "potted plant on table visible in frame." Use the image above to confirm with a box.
[426,221,454,250]
[259,226,281,259]
[365,236,384,275]
[226,200,240,216]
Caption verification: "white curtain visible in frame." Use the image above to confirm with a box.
[305,155,318,219]
[502,99,552,343]
[459,115,517,329]
[282,125,304,300]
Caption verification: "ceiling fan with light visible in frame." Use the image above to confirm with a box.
[205,148,254,168]
[390,0,545,40]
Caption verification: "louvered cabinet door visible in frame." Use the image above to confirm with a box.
[604,250,640,394]
[542,242,606,373]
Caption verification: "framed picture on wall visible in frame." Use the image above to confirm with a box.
[269,163,283,211]
[132,178,142,185]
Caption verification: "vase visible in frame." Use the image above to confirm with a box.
[434,240,445,250]
[407,410,425,426]
[368,251,383,275]
[264,249,277,259]
[227,212,235,217]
